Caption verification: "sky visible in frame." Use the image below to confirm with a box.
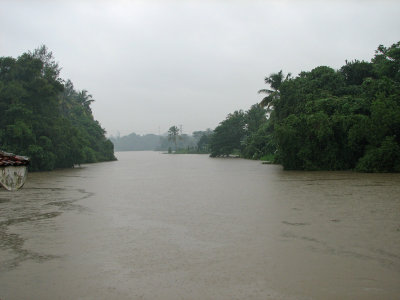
[1,0,399,136]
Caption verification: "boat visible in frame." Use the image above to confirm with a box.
[0,151,30,191]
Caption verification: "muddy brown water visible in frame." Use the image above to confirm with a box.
[0,151,399,300]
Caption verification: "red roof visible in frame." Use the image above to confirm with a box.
[0,151,30,166]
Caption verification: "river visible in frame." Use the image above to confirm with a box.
[0,151,399,299]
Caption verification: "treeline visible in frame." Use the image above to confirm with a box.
[110,133,160,151]
[164,126,212,153]
[210,42,400,172]
[110,128,213,153]
[0,46,116,171]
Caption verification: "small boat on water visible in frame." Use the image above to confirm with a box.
[0,151,30,191]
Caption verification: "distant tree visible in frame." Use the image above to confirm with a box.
[192,131,204,143]
[192,129,212,152]
[168,125,180,150]
[209,111,246,157]
[209,104,274,159]
[241,104,274,159]
[110,133,160,151]
[194,129,213,153]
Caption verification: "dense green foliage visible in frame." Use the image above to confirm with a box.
[210,42,400,172]
[193,129,213,153]
[210,110,246,157]
[0,46,116,171]
[209,106,272,158]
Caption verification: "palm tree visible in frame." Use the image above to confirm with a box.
[168,126,180,151]
[76,90,94,114]
[258,70,290,109]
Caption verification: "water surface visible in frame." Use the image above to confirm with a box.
[1,151,399,299]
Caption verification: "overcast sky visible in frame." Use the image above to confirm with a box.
[1,0,399,136]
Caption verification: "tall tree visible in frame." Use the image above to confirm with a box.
[258,70,290,109]
[209,110,246,157]
[168,125,180,150]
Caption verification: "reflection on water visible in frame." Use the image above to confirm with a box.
[0,152,399,300]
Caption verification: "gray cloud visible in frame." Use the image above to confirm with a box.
[1,0,400,136]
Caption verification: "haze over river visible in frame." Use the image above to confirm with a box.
[1,151,399,299]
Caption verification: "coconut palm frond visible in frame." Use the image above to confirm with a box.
[258,89,274,94]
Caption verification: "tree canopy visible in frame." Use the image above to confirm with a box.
[209,41,400,172]
[168,125,180,150]
[0,46,116,171]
